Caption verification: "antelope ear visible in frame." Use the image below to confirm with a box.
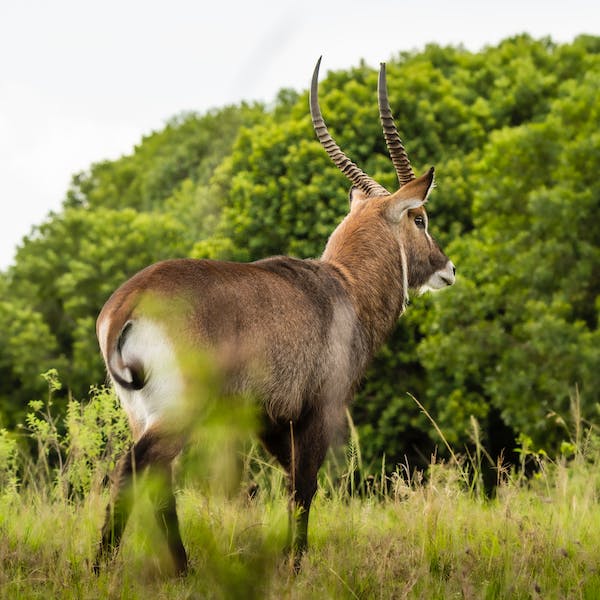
[348,186,369,210]
[385,167,435,222]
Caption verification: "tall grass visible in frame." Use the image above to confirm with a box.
[1,377,600,599]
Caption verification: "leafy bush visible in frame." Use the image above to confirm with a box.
[21,369,130,499]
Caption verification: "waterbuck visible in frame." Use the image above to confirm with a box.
[94,58,455,574]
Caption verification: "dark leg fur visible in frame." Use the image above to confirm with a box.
[289,413,330,570]
[149,463,188,575]
[93,443,140,573]
[93,432,187,575]
[262,410,331,571]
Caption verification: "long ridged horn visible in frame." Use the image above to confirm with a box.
[310,57,389,197]
[378,62,415,187]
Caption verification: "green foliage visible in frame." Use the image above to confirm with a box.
[64,104,265,213]
[419,59,600,451]
[2,208,190,425]
[1,34,599,468]
[19,370,130,498]
[0,301,65,428]
[0,428,18,497]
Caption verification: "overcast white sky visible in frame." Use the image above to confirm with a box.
[1,0,598,270]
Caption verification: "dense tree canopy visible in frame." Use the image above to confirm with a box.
[1,35,598,470]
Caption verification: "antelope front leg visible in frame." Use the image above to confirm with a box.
[287,413,330,571]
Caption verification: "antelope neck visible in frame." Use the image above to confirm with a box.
[321,221,406,354]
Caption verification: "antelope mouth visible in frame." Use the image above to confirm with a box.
[419,261,456,294]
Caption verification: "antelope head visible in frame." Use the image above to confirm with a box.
[311,57,455,300]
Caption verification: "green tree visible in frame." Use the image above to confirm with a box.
[0,300,65,427]
[2,35,599,470]
[65,104,265,213]
[2,208,189,425]
[419,64,600,453]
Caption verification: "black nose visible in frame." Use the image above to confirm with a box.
[452,265,456,275]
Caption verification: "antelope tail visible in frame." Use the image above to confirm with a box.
[107,321,146,390]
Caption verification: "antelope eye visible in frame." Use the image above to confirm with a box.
[414,215,426,229]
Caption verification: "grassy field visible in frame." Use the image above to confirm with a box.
[2,384,600,599]
[3,454,600,599]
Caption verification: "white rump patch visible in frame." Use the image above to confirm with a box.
[113,318,186,438]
